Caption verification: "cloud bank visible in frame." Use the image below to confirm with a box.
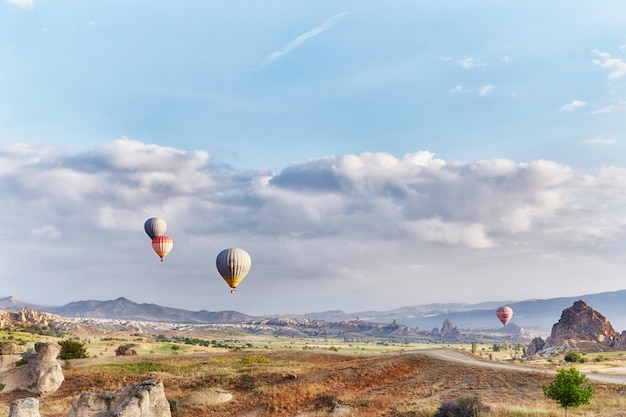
[2,139,626,313]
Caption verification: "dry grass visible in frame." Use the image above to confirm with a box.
[2,348,626,417]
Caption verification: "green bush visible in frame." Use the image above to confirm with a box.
[564,352,586,363]
[542,368,593,415]
[58,339,89,359]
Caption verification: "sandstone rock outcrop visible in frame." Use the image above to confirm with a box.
[525,337,546,357]
[525,300,618,358]
[440,318,458,336]
[67,379,171,417]
[9,397,40,417]
[550,300,615,344]
[0,342,64,396]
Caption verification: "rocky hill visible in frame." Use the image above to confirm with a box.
[526,300,626,357]
[0,308,85,333]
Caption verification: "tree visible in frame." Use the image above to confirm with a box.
[58,339,89,359]
[542,368,593,416]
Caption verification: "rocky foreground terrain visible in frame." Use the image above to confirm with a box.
[2,299,626,416]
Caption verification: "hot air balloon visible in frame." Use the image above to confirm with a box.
[496,306,513,326]
[144,217,167,240]
[216,248,251,293]
[151,235,173,261]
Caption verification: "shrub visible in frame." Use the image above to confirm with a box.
[58,339,89,360]
[433,395,490,417]
[564,352,586,363]
[115,344,138,356]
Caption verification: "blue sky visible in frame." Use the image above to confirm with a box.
[2,1,626,319]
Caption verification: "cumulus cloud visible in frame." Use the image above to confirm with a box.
[5,0,33,9]
[3,140,626,313]
[592,48,626,79]
[561,100,587,111]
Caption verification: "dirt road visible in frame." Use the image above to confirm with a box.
[418,348,626,385]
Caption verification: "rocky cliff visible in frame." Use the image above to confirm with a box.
[525,300,620,357]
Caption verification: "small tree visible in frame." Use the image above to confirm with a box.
[58,338,89,360]
[542,368,593,416]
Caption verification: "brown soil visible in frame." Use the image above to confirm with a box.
[2,348,625,417]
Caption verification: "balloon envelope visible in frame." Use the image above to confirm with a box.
[216,248,251,293]
[152,235,173,261]
[496,306,513,326]
[144,217,167,240]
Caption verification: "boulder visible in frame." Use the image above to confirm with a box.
[0,342,64,396]
[67,379,171,417]
[9,397,40,417]
[0,342,17,355]
[525,337,546,357]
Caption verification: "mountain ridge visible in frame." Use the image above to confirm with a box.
[2,290,626,331]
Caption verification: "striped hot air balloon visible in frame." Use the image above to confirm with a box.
[151,235,173,261]
[216,248,251,293]
[144,217,167,240]
[496,306,513,326]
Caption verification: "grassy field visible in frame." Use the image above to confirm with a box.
[2,328,626,416]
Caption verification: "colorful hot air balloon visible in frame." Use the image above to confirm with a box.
[144,217,167,240]
[151,235,173,261]
[216,248,251,293]
[496,306,513,326]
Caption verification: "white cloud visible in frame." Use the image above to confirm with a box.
[592,49,626,79]
[480,85,494,96]
[5,0,33,9]
[31,225,61,238]
[581,136,617,146]
[450,85,466,94]
[561,100,587,111]
[3,140,626,313]
[590,106,615,115]
[456,57,486,70]
[253,11,356,70]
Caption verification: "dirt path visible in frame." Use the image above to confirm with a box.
[418,348,626,385]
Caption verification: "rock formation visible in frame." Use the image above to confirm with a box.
[0,307,82,332]
[525,337,546,357]
[67,379,171,417]
[0,342,64,396]
[525,300,617,358]
[440,318,459,336]
[550,300,615,344]
[9,397,40,417]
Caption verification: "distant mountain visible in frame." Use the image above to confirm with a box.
[0,296,42,310]
[0,296,256,324]
[2,290,626,332]
[288,291,626,332]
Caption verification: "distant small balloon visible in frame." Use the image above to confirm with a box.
[144,217,167,240]
[216,248,251,293]
[496,306,513,326]
[152,235,173,262]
